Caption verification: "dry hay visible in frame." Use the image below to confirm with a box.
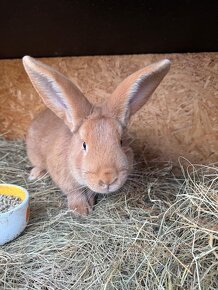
[0,138,217,290]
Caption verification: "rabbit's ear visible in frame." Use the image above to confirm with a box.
[104,59,171,125]
[23,56,92,132]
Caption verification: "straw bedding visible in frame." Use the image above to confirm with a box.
[0,138,217,290]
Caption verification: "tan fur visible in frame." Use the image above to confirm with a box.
[23,56,170,215]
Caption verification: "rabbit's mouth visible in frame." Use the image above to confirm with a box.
[87,183,124,194]
[85,171,128,194]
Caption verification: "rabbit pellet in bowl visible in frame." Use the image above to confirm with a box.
[0,194,22,213]
[0,184,30,245]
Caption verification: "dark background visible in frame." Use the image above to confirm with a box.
[0,0,217,59]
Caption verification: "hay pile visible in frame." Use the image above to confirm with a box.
[0,138,217,290]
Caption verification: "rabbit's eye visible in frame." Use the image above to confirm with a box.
[120,140,123,146]
[83,142,87,151]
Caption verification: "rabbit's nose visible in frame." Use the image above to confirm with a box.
[98,169,118,189]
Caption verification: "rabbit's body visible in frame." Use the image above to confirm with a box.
[23,56,170,215]
[27,112,96,215]
[26,108,75,191]
[27,107,133,214]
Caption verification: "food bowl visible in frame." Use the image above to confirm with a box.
[0,184,30,246]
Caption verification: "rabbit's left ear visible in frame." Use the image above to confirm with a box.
[23,56,93,132]
[104,59,171,125]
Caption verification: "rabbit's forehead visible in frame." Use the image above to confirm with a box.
[79,117,122,140]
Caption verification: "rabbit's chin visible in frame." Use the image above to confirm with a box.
[86,179,127,195]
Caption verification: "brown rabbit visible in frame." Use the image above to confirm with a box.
[23,56,171,215]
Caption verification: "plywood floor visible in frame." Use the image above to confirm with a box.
[0,53,217,164]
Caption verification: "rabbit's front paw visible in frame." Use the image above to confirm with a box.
[28,167,46,181]
[67,192,95,216]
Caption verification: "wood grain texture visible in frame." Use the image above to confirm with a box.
[0,53,217,164]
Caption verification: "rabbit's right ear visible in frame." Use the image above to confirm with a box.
[104,59,171,126]
[23,56,92,132]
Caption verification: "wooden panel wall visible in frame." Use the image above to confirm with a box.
[0,53,217,164]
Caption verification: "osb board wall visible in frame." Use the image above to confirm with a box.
[0,53,217,164]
